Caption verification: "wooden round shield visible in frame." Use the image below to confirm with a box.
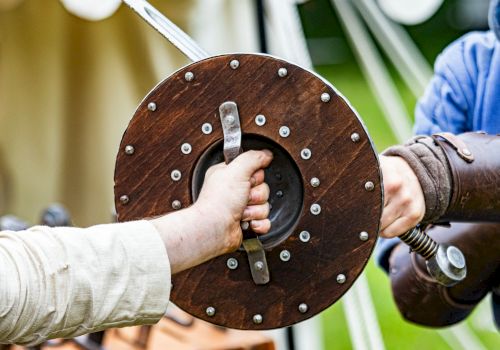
[114,54,382,330]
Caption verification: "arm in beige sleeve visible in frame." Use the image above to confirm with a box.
[0,149,273,346]
[0,220,171,346]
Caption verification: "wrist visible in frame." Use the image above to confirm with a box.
[150,207,210,273]
[191,202,236,254]
[383,137,451,223]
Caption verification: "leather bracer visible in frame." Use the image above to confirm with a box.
[433,132,500,222]
[390,222,500,327]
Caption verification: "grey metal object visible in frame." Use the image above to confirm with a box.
[121,0,209,62]
[299,230,311,242]
[399,227,467,286]
[336,274,347,284]
[253,314,263,324]
[279,126,290,138]
[0,215,29,231]
[42,204,72,228]
[359,231,369,241]
[242,238,270,285]
[310,177,320,187]
[298,303,309,314]
[171,200,182,210]
[206,306,216,317]
[310,203,321,215]
[301,148,312,160]
[181,143,192,154]
[218,101,270,286]
[119,195,129,204]
[201,122,213,134]
[254,261,265,271]
[147,102,157,111]
[278,67,288,77]
[171,169,182,181]
[280,250,291,262]
[227,258,238,270]
[230,59,240,69]
[351,133,361,143]
[321,93,331,102]
[184,71,194,81]
[124,145,135,155]
[255,114,266,126]
[364,181,374,191]
[219,101,243,163]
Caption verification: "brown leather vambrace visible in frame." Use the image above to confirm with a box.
[383,132,500,224]
[390,222,500,327]
[433,132,500,222]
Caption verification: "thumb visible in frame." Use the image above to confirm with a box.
[228,150,273,179]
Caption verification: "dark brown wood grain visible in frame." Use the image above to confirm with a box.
[114,54,383,330]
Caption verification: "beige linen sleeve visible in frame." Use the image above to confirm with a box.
[0,220,171,346]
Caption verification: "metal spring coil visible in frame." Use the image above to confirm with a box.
[399,227,438,260]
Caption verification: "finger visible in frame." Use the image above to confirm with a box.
[228,150,273,179]
[250,219,271,234]
[379,201,403,232]
[242,203,270,221]
[380,216,415,239]
[250,169,265,187]
[248,183,270,205]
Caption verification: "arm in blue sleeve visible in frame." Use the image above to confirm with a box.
[376,35,478,272]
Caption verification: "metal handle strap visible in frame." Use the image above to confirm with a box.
[219,101,270,285]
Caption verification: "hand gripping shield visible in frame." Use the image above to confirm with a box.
[114,53,383,330]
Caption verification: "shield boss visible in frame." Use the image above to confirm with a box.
[114,54,382,330]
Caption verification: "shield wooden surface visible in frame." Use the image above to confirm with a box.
[114,54,383,330]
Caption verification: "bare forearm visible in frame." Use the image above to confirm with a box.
[151,205,227,274]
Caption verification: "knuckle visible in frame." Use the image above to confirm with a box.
[400,191,412,205]
[386,177,403,193]
[263,202,270,217]
[407,208,422,222]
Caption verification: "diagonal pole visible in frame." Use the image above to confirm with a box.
[121,0,209,62]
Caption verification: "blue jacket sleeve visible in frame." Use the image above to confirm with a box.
[413,35,478,135]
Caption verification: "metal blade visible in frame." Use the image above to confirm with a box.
[122,0,209,62]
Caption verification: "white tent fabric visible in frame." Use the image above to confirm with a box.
[377,0,443,25]
[59,0,122,21]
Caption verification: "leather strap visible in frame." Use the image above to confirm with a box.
[432,132,500,222]
[433,132,474,163]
